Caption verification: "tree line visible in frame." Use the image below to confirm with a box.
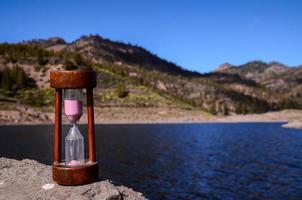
[0,65,35,94]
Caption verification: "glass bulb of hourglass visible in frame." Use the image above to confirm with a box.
[64,89,83,123]
[65,124,84,166]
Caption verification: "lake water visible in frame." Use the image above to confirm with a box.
[0,123,302,199]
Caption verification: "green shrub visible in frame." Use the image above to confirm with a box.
[223,103,229,115]
[209,102,217,115]
[116,84,128,98]
[17,88,54,107]
[65,65,78,70]
[1,66,35,92]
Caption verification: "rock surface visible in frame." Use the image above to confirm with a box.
[0,158,147,200]
[282,120,302,129]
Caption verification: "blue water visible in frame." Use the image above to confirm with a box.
[0,123,302,199]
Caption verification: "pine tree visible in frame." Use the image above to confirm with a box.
[75,54,83,66]
[37,53,46,65]
[63,54,73,67]
[218,102,223,114]
[223,103,229,116]
[116,84,128,98]
[242,105,248,115]
[209,102,217,115]
[1,67,12,90]
[16,66,27,89]
[235,103,243,114]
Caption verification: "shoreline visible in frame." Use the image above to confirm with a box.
[0,107,301,128]
[0,120,289,125]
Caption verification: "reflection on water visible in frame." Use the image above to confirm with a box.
[0,123,302,199]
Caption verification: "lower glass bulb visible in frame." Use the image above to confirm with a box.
[65,124,84,166]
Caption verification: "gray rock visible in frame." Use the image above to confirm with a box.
[0,158,147,200]
[282,120,302,129]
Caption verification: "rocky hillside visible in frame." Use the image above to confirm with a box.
[0,35,301,116]
[216,61,302,100]
[25,36,200,77]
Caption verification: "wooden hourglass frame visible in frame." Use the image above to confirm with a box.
[50,69,98,186]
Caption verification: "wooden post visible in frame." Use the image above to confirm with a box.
[54,88,62,164]
[87,88,96,162]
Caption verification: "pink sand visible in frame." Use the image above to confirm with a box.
[67,160,82,166]
[64,100,82,123]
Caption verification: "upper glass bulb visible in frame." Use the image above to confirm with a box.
[64,89,83,123]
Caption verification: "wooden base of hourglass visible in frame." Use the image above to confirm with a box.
[52,161,99,186]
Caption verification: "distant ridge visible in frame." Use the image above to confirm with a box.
[0,34,301,115]
[215,63,232,72]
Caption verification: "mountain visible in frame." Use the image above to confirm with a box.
[215,63,232,72]
[215,61,288,83]
[216,61,302,96]
[0,35,301,116]
[26,35,200,77]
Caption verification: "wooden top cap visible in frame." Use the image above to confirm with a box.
[50,70,97,89]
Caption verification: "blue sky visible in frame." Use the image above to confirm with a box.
[0,0,301,72]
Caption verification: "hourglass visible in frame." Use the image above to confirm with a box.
[50,69,98,186]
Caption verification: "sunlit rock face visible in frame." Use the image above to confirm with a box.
[0,158,147,200]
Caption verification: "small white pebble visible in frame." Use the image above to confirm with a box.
[42,183,55,190]
[0,182,4,185]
